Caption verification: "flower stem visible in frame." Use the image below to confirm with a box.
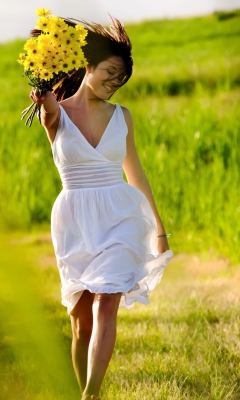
[21,102,41,127]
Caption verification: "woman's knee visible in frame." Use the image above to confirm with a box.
[93,293,122,322]
[71,315,93,340]
[70,290,94,340]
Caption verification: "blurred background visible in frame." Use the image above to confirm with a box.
[1,0,240,42]
[0,2,240,399]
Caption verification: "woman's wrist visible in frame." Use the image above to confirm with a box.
[157,233,171,238]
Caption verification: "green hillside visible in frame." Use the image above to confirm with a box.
[0,11,239,261]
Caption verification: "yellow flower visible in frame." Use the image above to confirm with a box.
[32,69,40,78]
[76,24,88,40]
[78,38,87,47]
[50,16,68,31]
[77,57,88,68]
[48,31,65,48]
[72,48,88,67]
[49,56,63,74]
[38,44,54,60]
[37,34,52,50]
[23,57,37,71]
[75,24,86,34]
[39,69,54,80]
[71,49,81,58]
[27,43,40,58]
[60,61,72,73]
[49,59,62,74]
[24,38,37,52]
[67,54,78,69]
[70,40,80,51]
[65,26,78,40]
[36,8,51,17]
[35,17,51,32]
[38,57,52,70]
[17,53,27,65]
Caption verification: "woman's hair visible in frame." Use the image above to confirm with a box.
[31,17,133,101]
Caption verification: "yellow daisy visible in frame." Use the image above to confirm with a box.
[71,49,88,68]
[32,69,40,78]
[23,57,37,71]
[61,34,76,48]
[50,16,68,31]
[77,58,88,68]
[37,34,52,50]
[60,61,72,74]
[27,44,40,59]
[68,54,78,69]
[35,17,51,33]
[65,26,78,40]
[75,24,86,34]
[39,69,54,80]
[24,38,37,52]
[72,49,80,57]
[36,8,51,17]
[38,57,52,69]
[78,38,87,47]
[49,59,62,74]
[48,32,65,48]
[76,25,88,41]
[17,53,27,65]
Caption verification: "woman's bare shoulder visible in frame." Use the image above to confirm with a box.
[119,104,131,115]
[118,105,133,127]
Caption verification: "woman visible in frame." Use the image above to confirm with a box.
[30,17,173,400]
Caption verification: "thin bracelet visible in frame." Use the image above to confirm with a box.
[158,234,171,238]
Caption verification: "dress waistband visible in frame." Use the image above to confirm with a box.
[59,163,124,190]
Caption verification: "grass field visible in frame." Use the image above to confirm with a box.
[0,233,239,400]
[0,10,240,400]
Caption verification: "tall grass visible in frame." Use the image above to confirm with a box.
[0,12,240,261]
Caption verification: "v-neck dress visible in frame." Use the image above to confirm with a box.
[51,103,173,314]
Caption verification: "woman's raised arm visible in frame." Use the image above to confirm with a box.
[30,89,60,144]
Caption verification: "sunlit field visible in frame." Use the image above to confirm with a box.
[0,10,240,400]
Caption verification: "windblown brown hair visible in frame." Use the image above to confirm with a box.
[31,17,133,101]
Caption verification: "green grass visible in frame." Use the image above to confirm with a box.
[0,233,239,399]
[120,13,240,97]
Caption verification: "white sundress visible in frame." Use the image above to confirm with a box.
[51,103,173,314]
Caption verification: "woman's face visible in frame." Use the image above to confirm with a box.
[86,56,127,99]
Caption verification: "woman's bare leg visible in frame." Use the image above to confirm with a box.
[70,290,95,393]
[82,292,122,398]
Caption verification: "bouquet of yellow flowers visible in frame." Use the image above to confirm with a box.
[18,8,88,127]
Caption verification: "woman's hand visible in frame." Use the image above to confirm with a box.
[30,89,51,105]
[157,236,169,253]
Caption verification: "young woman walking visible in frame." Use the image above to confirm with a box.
[30,17,173,400]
